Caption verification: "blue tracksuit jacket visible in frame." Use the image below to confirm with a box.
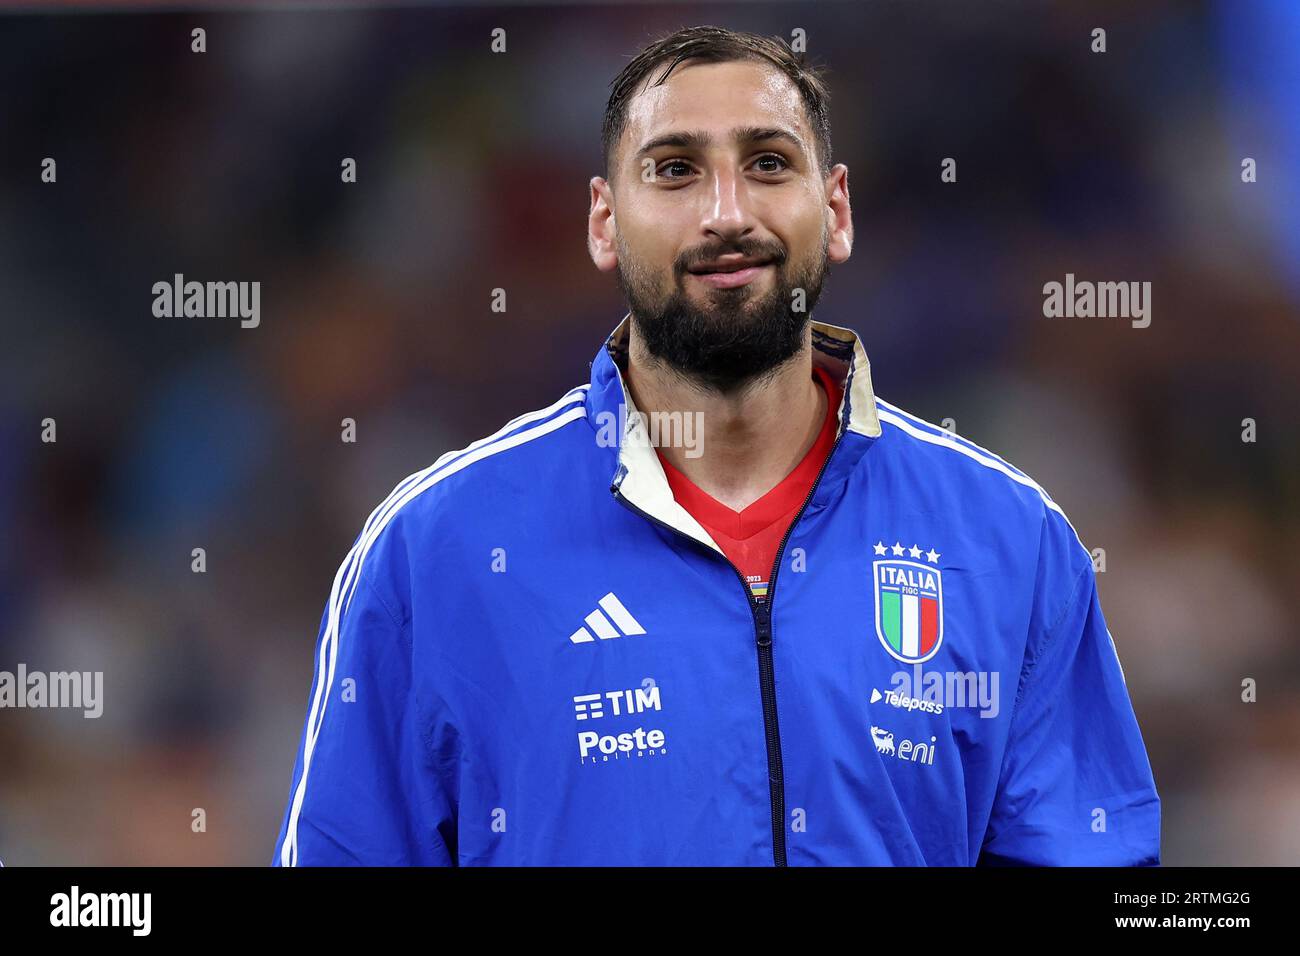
[273,315,1162,866]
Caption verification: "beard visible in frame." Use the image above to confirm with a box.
[615,229,830,395]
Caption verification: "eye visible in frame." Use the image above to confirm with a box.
[656,159,694,180]
[753,153,789,174]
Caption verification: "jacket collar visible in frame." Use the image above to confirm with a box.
[587,313,882,555]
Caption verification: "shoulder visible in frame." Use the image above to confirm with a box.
[391,382,592,522]
[872,395,1091,569]
[336,383,593,606]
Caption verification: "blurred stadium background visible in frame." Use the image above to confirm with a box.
[0,0,1297,864]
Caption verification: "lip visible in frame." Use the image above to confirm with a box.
[688,263,772,289]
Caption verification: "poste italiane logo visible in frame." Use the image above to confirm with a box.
[872,541,944,664]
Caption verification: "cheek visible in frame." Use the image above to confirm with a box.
[789,204,827,243]
[751,193,821,251]
[629,194,702,245]
[785,214,830,264]
[623,231,682,278]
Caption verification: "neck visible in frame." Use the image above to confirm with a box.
[625,321,827,512]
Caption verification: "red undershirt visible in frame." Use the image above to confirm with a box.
[654,365,843,603]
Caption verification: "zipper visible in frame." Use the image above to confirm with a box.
[611,424,847,868]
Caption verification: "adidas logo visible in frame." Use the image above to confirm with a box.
[568,592,646,644]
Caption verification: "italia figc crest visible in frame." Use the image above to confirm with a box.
[872,541,944,664]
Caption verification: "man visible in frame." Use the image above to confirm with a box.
[273,26,1160,866]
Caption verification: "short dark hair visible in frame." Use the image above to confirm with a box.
[602,25,833,183]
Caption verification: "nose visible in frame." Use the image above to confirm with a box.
[698,164,754,244]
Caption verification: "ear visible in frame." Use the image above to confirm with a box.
[825,164,853,264]
[588,176,618,272]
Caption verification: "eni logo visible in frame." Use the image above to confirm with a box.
[871,725,938,766]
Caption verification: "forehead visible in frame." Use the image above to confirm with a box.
[622,58,809,150]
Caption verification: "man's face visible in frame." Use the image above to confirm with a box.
[592,59,849,394]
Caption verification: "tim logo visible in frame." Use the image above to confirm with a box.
[572,685,662,721]
[873,560,944,664]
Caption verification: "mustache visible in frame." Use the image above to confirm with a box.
[676,243,788,275]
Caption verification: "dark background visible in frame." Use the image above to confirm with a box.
[0,0,1297,864]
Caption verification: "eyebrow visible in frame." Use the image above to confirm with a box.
[635,126,807,160]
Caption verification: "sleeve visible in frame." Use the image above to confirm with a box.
[978,511,1161,867]
[272,538,455,866]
